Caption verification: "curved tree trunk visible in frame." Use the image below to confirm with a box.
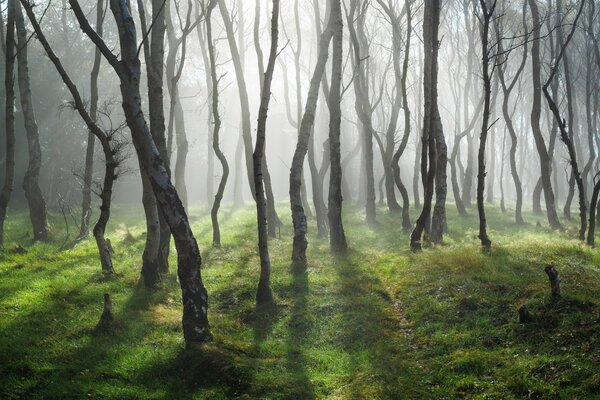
[289,5,334,266]
[71,0,211,345]
[527,0,562,231]
[206,0,229,247]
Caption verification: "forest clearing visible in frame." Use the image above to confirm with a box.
[2,204,600,399]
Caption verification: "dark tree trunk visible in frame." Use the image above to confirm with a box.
[410,0,440,251]
[476,0,496,250]
[15,3,48,242]
[542,0,586,240]
[206,0,229,247]
[0,0,16,246]
[254,0,280,305]
[527,0,562,231]
[328,0,347,253]
[71,0,211,345]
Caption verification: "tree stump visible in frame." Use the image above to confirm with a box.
[518,305,532,323]
[544,264,561,299]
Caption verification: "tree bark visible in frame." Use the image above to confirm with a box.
[328,0,347,253]
[70,0,211,344]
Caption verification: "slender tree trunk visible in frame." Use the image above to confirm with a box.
[328,0,347,253]
[0,0,16,246]
[254,0,281,238]
[219,0,256,203]
[410,0,440,251]
[79,0,105,239]
[15,3,48,242]
[289,4,334,265]
[206,0,229,247]
[254,0,280,305]
[528,0,562,230]
[542,0,586,240]
[476,0,496,250]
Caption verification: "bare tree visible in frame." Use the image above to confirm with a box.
[78,0,105,239]
[410,0,441,251]
[328,0,347,253]
[70,0,211,345]
[474,0,497,250]
[205,0,229,247]
[542,0,586,240]
[254,0,280,305]
[15,2,48,242]
[527,0,562,230]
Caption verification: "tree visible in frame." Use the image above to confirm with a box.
[205,0,229,247]
[475,0,497,250]
[70,0,210,345]
[542,0,586,240]
[527,0,562,231]
[254,0,280,305]
[289,0,334,266]
[78,0,105,240]
[15,2,48,242]
[346,0,377,227]
[327,0,347,253]
[410,0,441,251]
[20,0,124,276]
[495,1,528,225]
[0,0,16,246]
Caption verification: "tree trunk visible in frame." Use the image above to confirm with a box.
[206,0,229,247]
[527,0,562,231]
[0,0,16,246]
[476,0,496,250]
[289,3,334,266]
[219,0,256,203]
[542,0,586,240]
[15,3,48,242]
[20,0,118,276]
[254,0,280,305]
[79,0,105,239]
[328,0,347,253]
[71,0,211,345]
[410,0,440,251]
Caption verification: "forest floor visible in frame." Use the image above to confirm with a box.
[1,203,600,399]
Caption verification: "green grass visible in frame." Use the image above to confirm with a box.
[1,202,600,399]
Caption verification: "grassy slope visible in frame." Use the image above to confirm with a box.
[1,203,600,399]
